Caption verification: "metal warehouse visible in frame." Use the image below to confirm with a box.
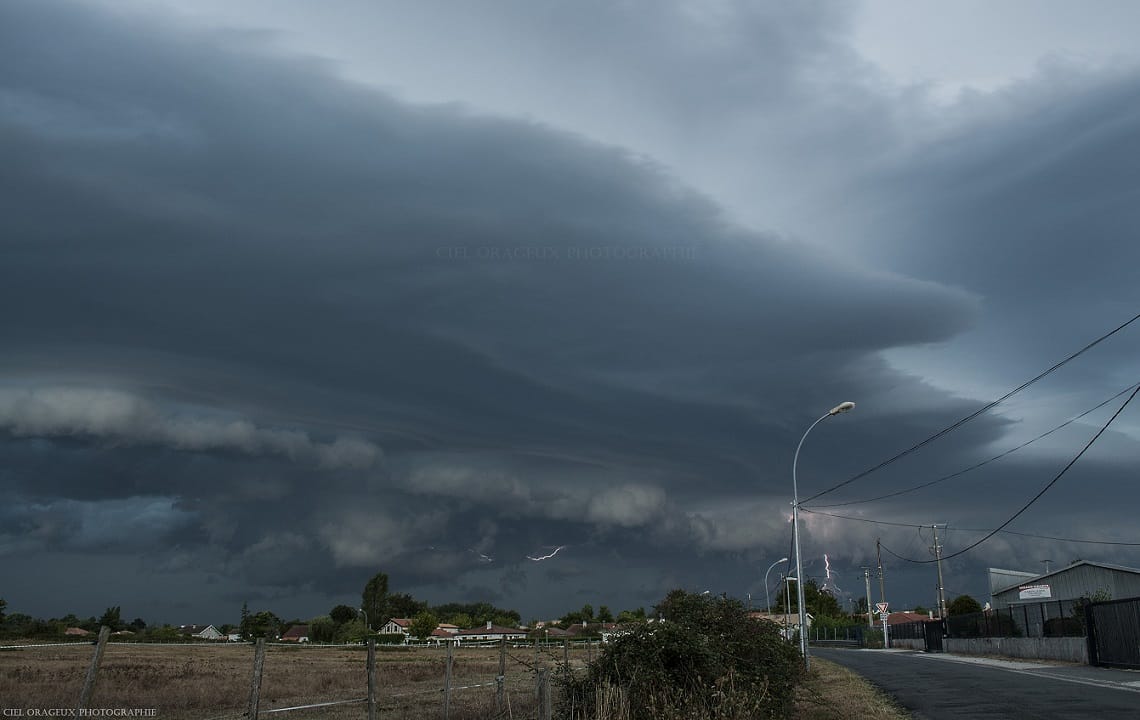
[990,561,1140,610]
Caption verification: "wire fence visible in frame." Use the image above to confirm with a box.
[0,629,606,720]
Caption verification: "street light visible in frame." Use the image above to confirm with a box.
[358,608,369,635]
[792,401,855,670]
[764,557,789,615]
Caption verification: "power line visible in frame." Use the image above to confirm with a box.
[801,507,1140,546]
[807,381,1140,509]
[879,384,1140,564]
[801,312,1140,505]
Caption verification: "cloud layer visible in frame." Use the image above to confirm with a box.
[2,0,1137,623]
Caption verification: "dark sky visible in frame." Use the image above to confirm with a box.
[2,0,1138,626]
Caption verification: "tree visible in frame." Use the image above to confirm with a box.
[409,611,439,640]
[580,604,594,622]
[616,607,647,623]
[773,579,843,618]
[361,572,389,631]
[0,598,6,624]
[99,606,122,631]
[597,605,614,623]
[912,605,930,616]
[448,612,473,629]
[387,593,427,619]
[309,615,337,643]
[329,605,358,625]
[334,618,368,643]
[948,595,982,616]
[244,610,282,639]
[129,618,147,631]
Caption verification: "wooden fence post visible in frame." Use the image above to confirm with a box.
[367,638,377,720]
[536,668,551,720]
[247,638,267,720]
[443,639,453,720]
[496,637,506,714]
[76,626,111,711]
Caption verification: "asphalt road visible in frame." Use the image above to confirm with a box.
[814,648,1140,719]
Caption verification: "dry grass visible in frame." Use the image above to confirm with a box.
[2,643,906,720]
[0,642,587,720]
[793,658,910,720]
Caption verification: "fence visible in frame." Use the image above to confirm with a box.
[946,599,1086,639]
[807,625,868,646]
[0,630,606,720]
[1086,597,1140,669]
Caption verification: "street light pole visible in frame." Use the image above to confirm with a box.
[792,401,855,671]
[359,608,369,635]
[764,557,789,615]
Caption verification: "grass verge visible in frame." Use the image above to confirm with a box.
[794,657,911,720]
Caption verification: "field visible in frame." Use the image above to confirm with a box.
[0,641,582,720]
[1,642,907,719]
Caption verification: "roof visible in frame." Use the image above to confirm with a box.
[992,560,1140,596]
[282,624,310,639]
[177,624,214,635]
[456,625,526,636]
[386,618,412,628]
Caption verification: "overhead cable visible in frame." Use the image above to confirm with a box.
[808,381,1140,509]
[801,312,1140,505]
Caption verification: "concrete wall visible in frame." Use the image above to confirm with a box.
[890,638,925,651]
[944,637,1088,663]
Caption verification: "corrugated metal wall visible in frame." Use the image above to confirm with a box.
[993,564,1140,609]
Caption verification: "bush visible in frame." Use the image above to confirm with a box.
[559,591,801,719]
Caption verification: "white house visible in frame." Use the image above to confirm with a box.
[178,624,224,640]
[379,618,412,639]
[455,621,528,644]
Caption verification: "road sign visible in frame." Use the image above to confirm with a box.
[879,612,889,621]
[875,602,889,615]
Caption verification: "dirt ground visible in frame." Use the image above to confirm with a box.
[0,641,582,720]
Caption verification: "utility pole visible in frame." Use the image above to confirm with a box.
[862,567,873,628]
[876,539,886,606]
[931,524,947,620]
[1041,559,1052,574]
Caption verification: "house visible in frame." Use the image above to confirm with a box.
[178,624,224,640]
[436,623,460,634]
[748,611,813,640]
[227,630,244,642]
[281,624,310,643]
[379,618,412,638]
[65,627,91,636]
[455,621,528,644]
[886,612,932,625]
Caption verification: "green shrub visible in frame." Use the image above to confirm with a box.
[559,591,801,719]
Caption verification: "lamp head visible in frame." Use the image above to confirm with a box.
[829,401,855,415]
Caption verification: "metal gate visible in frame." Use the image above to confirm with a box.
[923,620,944,653]
[1086,597,1140,669]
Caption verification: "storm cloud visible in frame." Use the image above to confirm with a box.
[2,0,1138,624]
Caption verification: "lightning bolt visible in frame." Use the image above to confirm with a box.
[527,545,566,562]
[825,553,832,580]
